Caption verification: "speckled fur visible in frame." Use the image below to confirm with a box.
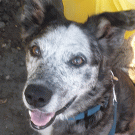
[21,1,135,134]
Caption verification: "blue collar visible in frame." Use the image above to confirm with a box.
[68,105,101,121]
[68,101,117,135]
[108,100,117,135]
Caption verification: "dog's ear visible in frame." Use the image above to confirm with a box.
[21,0,63,39]
[83,10,135,58]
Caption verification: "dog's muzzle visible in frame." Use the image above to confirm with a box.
[28,96,77,130]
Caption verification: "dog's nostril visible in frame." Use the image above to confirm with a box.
[38,98,45,102]
[27,95,32,100]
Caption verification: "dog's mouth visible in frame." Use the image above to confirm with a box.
[29,96,77,130]
[29,110,55,130]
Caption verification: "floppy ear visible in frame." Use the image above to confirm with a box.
[21,0,63,39]
[83,10,135,58]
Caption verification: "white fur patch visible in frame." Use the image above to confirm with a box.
[39,125,53,135]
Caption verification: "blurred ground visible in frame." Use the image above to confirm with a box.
[0,0,38,134]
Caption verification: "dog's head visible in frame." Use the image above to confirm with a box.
[21,0,135,131]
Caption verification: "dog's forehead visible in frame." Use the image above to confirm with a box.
[31,24,92,59]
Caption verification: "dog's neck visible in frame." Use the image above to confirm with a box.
[67,99,117,135]
[68,71,118,135]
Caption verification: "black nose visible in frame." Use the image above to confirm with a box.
[24,84,52,108]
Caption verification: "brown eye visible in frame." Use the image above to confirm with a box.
[71,56,85,66]
[30,46,41,57]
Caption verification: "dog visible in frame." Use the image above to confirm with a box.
[21,0,135,134]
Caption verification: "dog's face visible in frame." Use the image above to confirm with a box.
[21,0,135,132]
[23,23,101,129]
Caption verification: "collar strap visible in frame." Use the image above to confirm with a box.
[108,100,117,135]
[109,70,118,135]
[68,105,101,121]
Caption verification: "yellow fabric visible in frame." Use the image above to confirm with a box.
[62,0,135,39]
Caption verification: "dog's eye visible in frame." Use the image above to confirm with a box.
[30,45,41,57]
[71,56,85,66]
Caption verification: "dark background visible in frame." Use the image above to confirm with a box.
[0,0,39,134]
